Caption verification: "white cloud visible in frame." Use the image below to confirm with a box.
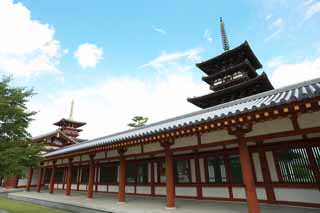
[270,18,284,29]
[0,0,64,77]
[304,1,320,20]
[265,14,272,21]
[74,43,103,68]
[152,26,167,35]
[29,48,207,139]
[203,29,213,43]
[140,48,203,71]
[270,56,320,88]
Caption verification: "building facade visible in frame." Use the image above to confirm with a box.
[25,21,320,213]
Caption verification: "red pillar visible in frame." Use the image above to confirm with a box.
[87,155,95,198]
[194,153,203,199]
[118,149,126,203]
[239,140,260,213]
[65,158,73,196]
[162,141,175,209]
[49,161,56,194]
[26,167,33,191]
[36,167,43,193]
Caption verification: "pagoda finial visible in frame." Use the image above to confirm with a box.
[220,17,230,51]
[69,99,74,120]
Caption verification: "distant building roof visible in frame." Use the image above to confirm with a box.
[44,77,320,158]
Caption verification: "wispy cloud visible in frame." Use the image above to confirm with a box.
[264,17,284,42]
[265,14,272,21]
[152,26,167,35]
[139,48,203,70]
[304,1,320,21]
[203,29,213,43]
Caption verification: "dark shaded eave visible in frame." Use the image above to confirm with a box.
[53,118,86,128]
[188,73,274,108]
[202,59,258,85]
[196,41,262,75]
[32,129,79,145]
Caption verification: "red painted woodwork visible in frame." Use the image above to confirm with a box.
[87,155,95,198]
[26,167,33,191]
[49,162,56,193]
[150,161,155,196]
[118,149,126,203]
[239,139,260,213]
[194,154,203,199]
[259,149,276,203]
[36,168,43,192]
[65,158,73,196]
[4,176,19,188]
[164,144,175,208]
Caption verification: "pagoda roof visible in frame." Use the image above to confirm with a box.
[188,73,273,108]
[53,118,86,128]
[32,129,79,145]
[196,41,262,75]
[44,77,320,158]
[202,59,258,85]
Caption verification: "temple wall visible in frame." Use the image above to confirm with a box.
[274,188,320,204]
[143,143,162,152]
[252,152,263,182]
[202,187,229,198]
[172,135,198,148]
[265,151,279,182]
[298,111,320,129]
[201,130,236,144]
[247,118,293,137]
[175,186,197,197]
[136,186,151,194]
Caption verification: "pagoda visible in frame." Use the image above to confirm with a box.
[53,100,86,138]
[188,18,274,109]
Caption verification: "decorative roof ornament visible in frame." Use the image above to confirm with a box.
[220,17,230,51]
[69,99,74,120]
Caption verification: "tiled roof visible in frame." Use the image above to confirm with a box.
[44,77,320,158]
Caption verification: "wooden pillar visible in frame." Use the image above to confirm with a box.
[258,144,276,203]
[49,161,56,194]
[239,139,260,213]
[161,140,175,209]
[26,167,33,191]
[194,152,203,199]
[87,154,95,198]
[65,158,73,196]
[118,148,127,203]
[150,160,155,196]
[36,167,43,193]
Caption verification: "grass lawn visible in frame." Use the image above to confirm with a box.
[0,198,69,213]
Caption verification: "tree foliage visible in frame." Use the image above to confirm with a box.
[128,116,148,128]
[0,77,42,177]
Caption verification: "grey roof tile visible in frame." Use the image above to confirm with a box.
[44,77,320,158]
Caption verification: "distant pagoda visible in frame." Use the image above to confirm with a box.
[53,100,86,138]
[188,18,274,109]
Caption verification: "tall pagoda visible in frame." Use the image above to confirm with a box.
[53,100,86,138]
[188,18,274,109]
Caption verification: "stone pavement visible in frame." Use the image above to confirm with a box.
[8,190,320,213]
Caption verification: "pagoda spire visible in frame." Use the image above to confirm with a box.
[220,17,230,51]
[69,99,74,120]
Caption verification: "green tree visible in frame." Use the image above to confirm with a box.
[128,116,148,128]
[0,77,42,177]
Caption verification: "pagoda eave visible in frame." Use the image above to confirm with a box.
[196,41,262,75]
[202,59,258,85]
[188,73,273,109]
[53,118,86,128]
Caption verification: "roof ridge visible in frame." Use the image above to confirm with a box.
[43,77,320,158]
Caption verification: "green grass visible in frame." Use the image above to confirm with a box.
[0,198,68,213]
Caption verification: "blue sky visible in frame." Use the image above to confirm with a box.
[1,0,320,138]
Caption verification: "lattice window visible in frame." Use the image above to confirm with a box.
[229,155,243,183]
[312,147,320,172]
[207,156,227,183]
[100,164,118,183]
[71,167,78,184]
[54,167,64,182]
[277,148,315,183]
[81,167,89,183]
[174,159,191,183]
